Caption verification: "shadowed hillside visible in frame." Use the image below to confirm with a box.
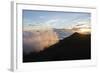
[23,32,91,62]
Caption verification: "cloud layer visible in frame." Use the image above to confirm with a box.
[23,28,59,54]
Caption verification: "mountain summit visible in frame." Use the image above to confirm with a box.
[23,32,91,62]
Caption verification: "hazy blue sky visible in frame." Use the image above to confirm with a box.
[23,10,91,29]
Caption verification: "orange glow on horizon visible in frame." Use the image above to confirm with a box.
[75,28,91,34]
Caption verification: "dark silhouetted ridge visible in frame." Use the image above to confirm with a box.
[23,32,91,62]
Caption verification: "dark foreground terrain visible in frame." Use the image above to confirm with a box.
[23,32,91,62]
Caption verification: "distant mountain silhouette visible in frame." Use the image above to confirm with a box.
[53,29,74,40]
[23,32,91,62]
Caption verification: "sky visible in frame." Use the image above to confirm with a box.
[23,10,91,29]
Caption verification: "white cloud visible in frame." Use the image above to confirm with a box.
[23,29,59,53]
[39,16,45,18]
[45,19,59,24]
[44,19,69,29]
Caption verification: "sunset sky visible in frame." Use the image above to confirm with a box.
[23,10,91,29]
